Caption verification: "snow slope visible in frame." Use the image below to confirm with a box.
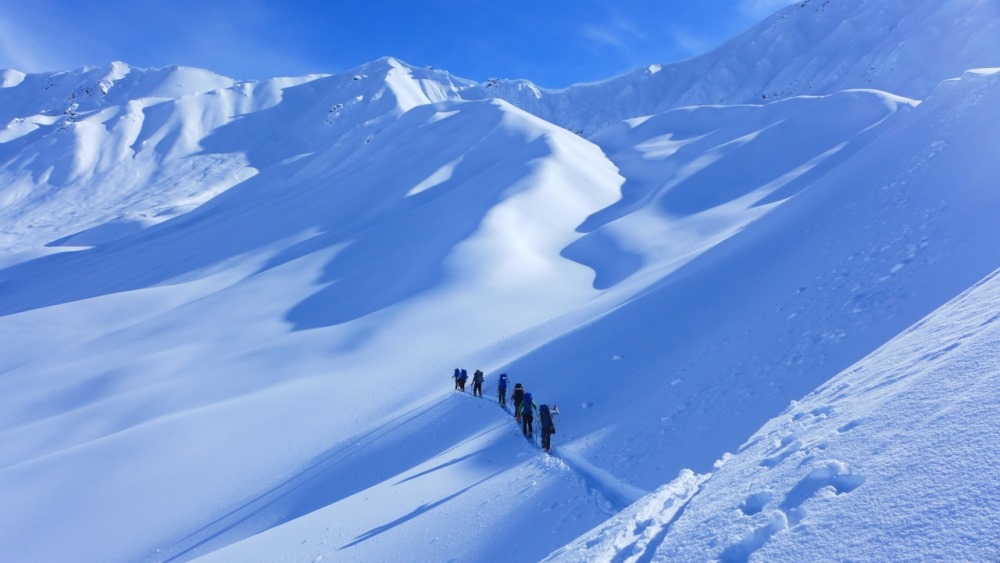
[1,1,999,562]
[0,91,625,561]
[544,66,1000,562]
[550,265,1000,562]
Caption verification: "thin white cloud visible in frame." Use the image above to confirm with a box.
[667,26,714,59]
[579,14,645,49]
[0,16,55,72]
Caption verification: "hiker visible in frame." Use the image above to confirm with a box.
[472,369,484,398]
[511,383,525,421]
[520,391,537,437]
[539,404,557,452]
[453,368,461,391]
[497,373,509,407]
[458,369,468,392]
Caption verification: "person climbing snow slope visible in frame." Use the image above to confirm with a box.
[511,383,525,421]
[497,373,509,407]
[539,404,556,453]
[520,391,537,438]
[472,369,484,398]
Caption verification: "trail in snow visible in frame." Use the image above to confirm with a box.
[543,469,710,563]
[549,447,648,511]
[155,387,645,562]
[491,397,650,512]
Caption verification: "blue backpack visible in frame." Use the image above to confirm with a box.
[522,392,534,414]
[499,373,509,390]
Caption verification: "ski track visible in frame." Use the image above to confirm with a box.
[552,448,649,511]
[493,400,650,512]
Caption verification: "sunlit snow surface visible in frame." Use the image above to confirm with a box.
[549,267,1000,561]
[1,1,999,562]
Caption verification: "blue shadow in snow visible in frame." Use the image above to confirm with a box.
[0,94,548,337]
[281,106,551,330]
[340,469,505,550]
[562,93,901,290]
[151,393,511,562]
[393,451,481,486]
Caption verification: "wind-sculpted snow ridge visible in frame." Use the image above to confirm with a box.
[568,88,915,290]
[0,90,624,561]
[0,57,470,256]
[542,69,1000,562]
[634,266,1000,562]
[463,0,1000,134]
[493,66,1000,509]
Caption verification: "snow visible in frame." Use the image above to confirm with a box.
[1,1,999,561]
[460,0,1000,134]
[1,68,25,88]
[575,265,1000,561]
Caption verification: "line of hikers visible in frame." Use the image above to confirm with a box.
[452,368,558,453]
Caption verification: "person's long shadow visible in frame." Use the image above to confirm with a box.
[340,468,505,550]
[153,393,508,561]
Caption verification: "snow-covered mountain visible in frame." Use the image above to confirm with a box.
[462,0,1000,134]
[1,0,997,561]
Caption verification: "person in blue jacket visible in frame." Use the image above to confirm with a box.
[539,404,556,452]
[519,391,537,437]
[497,373,509,407]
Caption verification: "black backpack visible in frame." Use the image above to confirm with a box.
[539,404,552,426]
[512,385,524,402]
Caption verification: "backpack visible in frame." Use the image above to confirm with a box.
[539,404,552,427]
[498,373,509,390]
[522,393,534,415]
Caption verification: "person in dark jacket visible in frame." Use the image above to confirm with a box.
[511,383,525,421]
[520,392,537,437]
[539,404,556,452]
[453,368,461,390]
[497,373,509,407]
[472,369,484,398]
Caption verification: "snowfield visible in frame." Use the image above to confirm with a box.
[0,1,998,561]
[550,265,1000,562]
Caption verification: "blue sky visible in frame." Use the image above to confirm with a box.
[0,0,795,87]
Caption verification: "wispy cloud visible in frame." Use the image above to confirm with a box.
[579,15,645,49]
[0,15,57,72]
[666,26,714,60]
